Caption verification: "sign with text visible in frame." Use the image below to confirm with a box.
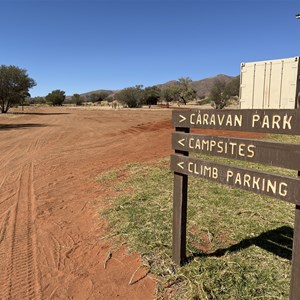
[171,154,300,204]
[171,108,300,299]
[173,109,300,135]
[172,132,300,170]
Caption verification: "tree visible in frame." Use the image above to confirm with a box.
[32,96,46,104]
[209,77,240,109]
[161,86,181,107]
[115,85,144,108]
[71,93,83,106]
[224,76,240,98]
[0,65,36,113]
[19,91,31,111]
[161,87,175,106]
[176,77,197,105]
[106,95,114,103]
[209,80,227,109]
[144,86,161,107]
[89,91,110,103]
[45,89,65,106]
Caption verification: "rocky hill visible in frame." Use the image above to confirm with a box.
[77,74,236,100]
[156,74,234,97]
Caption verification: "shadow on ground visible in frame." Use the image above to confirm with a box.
[9,112,70,116]
[187,226,293,263]
[0,123,48,131]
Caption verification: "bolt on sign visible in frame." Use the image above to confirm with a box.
[171,109,300,300]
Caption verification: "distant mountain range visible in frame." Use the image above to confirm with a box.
[156,74,234,98]
[76,74,236,100]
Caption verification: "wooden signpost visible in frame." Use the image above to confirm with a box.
[171,109,300,299]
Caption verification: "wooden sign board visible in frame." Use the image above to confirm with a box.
[172,132,300,170]
[173,109,300,135]
[171,154,300,204]
[171,109,300,300]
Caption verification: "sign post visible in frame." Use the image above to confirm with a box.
[171,109,300,298]
[172,127,189,265]
[290,171,300,299]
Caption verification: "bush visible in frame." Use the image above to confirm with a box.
[71,93,83,106]
[45,89,66,106]
[115,85,144,108]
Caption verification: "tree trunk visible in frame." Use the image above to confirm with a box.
[3,100,10,113]
[180,96,187,105]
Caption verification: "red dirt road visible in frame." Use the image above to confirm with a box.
[0,107,265,300]
[0,107,172,300]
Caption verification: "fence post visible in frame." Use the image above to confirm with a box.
[172,127,189,266]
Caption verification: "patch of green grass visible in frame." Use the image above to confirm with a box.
[267,134,300,144]
[99,155,295,299]
[97,169,119,183]
[190,151,297,178]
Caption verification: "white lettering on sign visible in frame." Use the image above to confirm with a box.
[187,162,219,179]
[251,114,292,130]
[226,170,288,197]
[177,162,184,169]
[178,139,185,146]
[189,113,243,127]
[187,137,256,158]
[179,115,187,123]
[174,158,290,199]
[180,112,294,131]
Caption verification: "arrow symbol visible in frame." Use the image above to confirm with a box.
[178,139,185,146]
[179,115,186,123]
[177,162,184,169]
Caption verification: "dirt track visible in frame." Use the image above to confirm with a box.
[0,107,173,300]
[0,106,266,299]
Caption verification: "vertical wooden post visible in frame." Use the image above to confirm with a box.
[290,170,300,299]
[290,204,300,299]
[172,127,189,266]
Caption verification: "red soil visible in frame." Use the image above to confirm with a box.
[0,107,264,299]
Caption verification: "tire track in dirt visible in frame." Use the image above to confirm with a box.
[1,107,174,300]
[37,217,89,298]
[0,171,21,210]
[0,163,41,300]
[27,136,41,154]
[0,144,22,172]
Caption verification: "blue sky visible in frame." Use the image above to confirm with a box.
[0,0,299,97]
